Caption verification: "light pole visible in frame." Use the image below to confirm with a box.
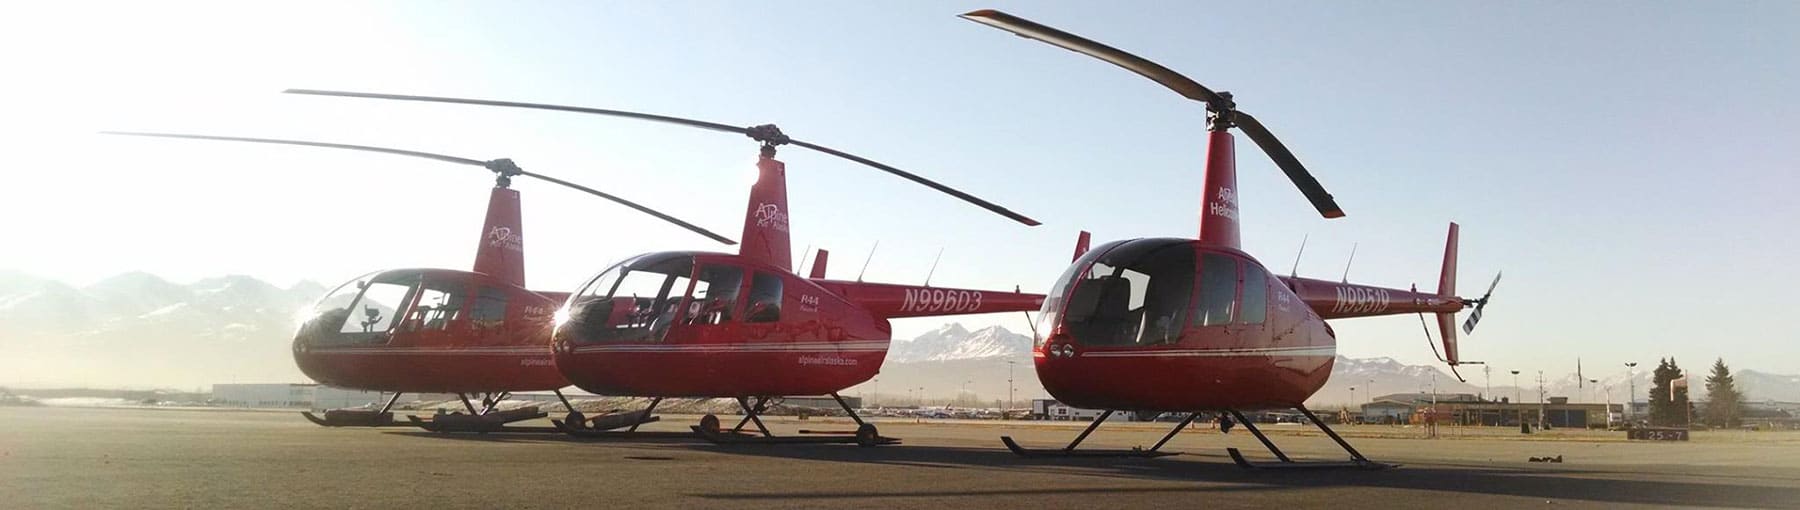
[1350,386,1357,409]
[1006,360,1017,414]
[1484,365,1492,401]
[872,378,879,407]
[1537,370,1547,430]
[1511,370,1521,425]
[1366,379,1374,404]
[960,380,971,407]
[1625,362,1638,422]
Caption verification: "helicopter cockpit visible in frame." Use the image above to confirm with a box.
[1037,238,1263,349]
[560,253,697,344]
[558,252,776,345]
[295,269,510,347]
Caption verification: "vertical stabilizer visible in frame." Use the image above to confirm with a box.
[1435,222,1460,364]
[740,154,793,272]
[1072,231,1091,262]
[1197,130,1241,249]
[809,249,830,279]
[473,186,526,287]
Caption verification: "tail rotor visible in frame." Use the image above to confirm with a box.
[1462,272,1502,334]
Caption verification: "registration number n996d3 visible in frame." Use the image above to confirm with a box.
[900,288,983,313]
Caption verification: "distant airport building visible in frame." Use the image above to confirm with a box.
[1360,392,1622,428]
[782,396,861,410]
[1030,399,1135,421]
[211,384,425,410]
[211,384,317,408]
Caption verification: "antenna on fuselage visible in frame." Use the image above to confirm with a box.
[923,247,945,287]
[1340,243,1358,283]
[1290,234,1309,278]
[856,241,880,282]
[796,244,813,276]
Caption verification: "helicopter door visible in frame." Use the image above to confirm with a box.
[469,286,508,332]
[1192,253,1240,334]
[403,279,468,333]
[1236,263,1269,337]
[391,279,470,349]
[664,263,746,343]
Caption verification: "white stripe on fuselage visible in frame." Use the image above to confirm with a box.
[1076,345,1336,358]
[569,340,890,354]
[306,347,547,356]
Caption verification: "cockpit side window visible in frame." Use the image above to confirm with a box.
[1035,240,1126,348]
[686,264,744,326]
[471,286,507,329]
[1062,240,1194,346]
[1194,253,1239,327]
[1239,265,1267,325]
[405,280,465,331]
[564,255,694,343]
[339,280,414,335]
[745,271,782,323]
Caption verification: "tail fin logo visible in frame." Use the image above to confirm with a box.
[754,202,789,233]
[1208,186,1239,221]
[486,226,523,252]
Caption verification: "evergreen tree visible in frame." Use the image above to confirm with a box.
[1648,357,1689,426]
[1704,358,1743,428]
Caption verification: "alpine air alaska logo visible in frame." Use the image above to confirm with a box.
[1208,186,1239,221]
[487,226,523,252]
[754,202,789,232]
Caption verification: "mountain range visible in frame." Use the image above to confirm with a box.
[870,323,1800,406]
[6,271,1799,404]
[1,271,323,389]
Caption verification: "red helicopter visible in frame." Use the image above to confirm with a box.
[281,89,1050,446]
[103,131,735,432]
[962,10,1500,468]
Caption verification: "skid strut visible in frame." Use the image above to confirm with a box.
[1000,410,1188,458]
[1225,406,1394,470]
[693,393,898,447]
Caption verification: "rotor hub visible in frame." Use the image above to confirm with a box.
[1204,92,1237,131]
[745,124,791,147]
[485,158,522,187]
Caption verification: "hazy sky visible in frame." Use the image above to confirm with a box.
[3,1,1796,376]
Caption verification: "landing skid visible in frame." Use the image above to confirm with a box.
[693,422,898,446]
[406,402,552,434]
[1226,448,1391,470]
[1224,407,1396,470]
[301,410,409,427]
[549,397,670,438]
[999,410,1194,458]
[999,435,1177,458]
[692,393,898,447]
[302,393,408,427]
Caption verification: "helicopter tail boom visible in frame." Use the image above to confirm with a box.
[811,280,1045,320]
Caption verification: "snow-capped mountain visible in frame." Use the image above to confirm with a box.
[887,323,1032,363]
[1,272,328,388]
[872,324,1800,405]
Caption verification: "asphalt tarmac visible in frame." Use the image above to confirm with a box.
[4,407,1798,509]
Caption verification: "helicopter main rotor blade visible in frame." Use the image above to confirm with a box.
[101,131,737,245]
[960,10,1344,219]
[101,131,488,167]
[959,9,1227,107]
[284,89,746,135]
[518,170,736,245]
[786,139,1040,226]
[1231,112,1343,218]
[284,89,1042,226]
